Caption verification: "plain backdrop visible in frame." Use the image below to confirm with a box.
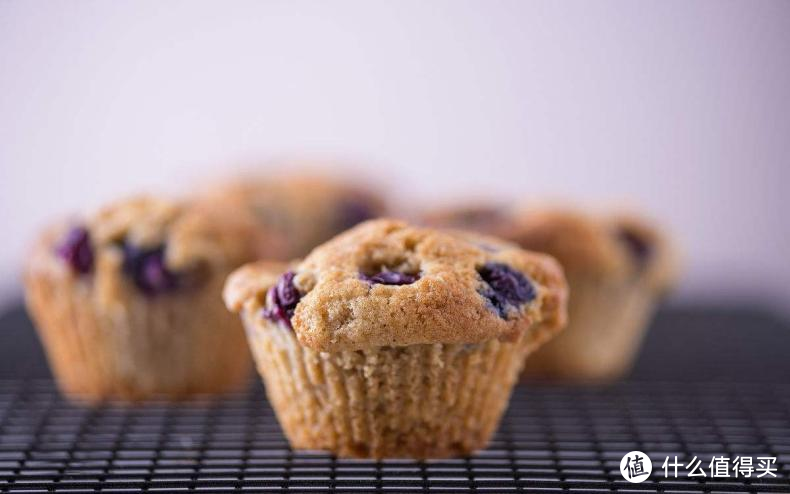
[1,1,789,312]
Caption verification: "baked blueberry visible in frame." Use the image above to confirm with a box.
[617,227,651,265]
[337,198,376,231]
[478,262,535,318]
[360,270,418,285]
[56,226,94,274]
[122,244,179,295]
[262,271,302,328]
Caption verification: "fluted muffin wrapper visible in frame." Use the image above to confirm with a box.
[25,272,251,403]
[243,312,536,459]
[520,275,658,381]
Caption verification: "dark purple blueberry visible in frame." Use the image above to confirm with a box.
[477,262,535,319]
[274,271,301,308]
[56,226,94,274]
[478,285,509,318]
[360,270,419,285]
[262,271,303,329]
[122,244,179,295]
[337,198,376,231]
[616,227,652,266]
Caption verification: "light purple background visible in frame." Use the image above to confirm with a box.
[1,1,789,311]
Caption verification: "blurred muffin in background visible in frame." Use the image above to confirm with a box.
[24,196,258,402]
[199,174,387,259]
[423,204,676,382]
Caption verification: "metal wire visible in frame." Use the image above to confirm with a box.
[0,380,788,493]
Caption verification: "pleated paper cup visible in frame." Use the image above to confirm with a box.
[25,269,251,403]
[242,310,535,459]
[520,275,659,381]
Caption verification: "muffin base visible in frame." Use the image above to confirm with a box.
[520,276,657,381]
[25,273,252,403]
[244,313,536,459]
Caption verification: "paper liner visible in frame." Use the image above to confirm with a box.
[25,273,251,402]
[520,275,658,381]
[243,312,534,459]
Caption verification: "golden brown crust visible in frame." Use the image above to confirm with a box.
[89,195,257,268]
[423,205,676,291]
[507,209,631,279]
[26,196,260,308]
[224,219,568,352]
[198,174,387,258]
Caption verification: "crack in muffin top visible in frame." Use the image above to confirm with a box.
[224,219,568,352]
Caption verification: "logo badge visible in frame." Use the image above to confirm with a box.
[620,451,652,483]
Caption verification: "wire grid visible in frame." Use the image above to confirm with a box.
[0,379,788,493]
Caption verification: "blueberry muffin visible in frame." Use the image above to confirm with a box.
[224,219,568,458]
[423,205,676,381]
[200,174,386,259]
[24,196,258,402]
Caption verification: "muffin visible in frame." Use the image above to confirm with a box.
[200,174,386,259]
[423,205,676,381]
[224,219,567,458]
[24,196,258,402]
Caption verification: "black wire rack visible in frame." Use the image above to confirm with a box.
[1,379,788,493]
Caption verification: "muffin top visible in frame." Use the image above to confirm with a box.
[224,219,568,352]
[199,174,386,258]
[28,195,257,297]
[423,205,675,292]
